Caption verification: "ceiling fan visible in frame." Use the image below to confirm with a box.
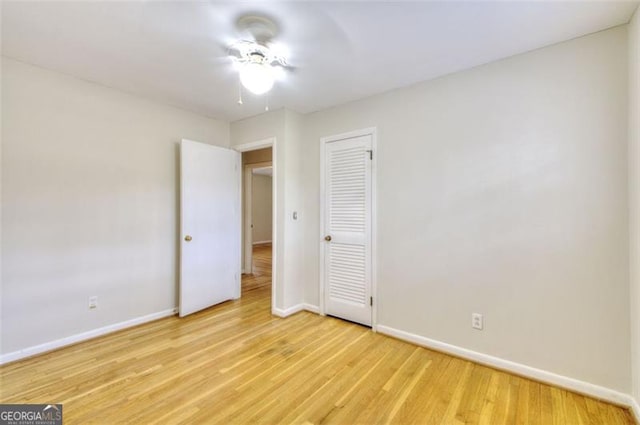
[228,15,291,99]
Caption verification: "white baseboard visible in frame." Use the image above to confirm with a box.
[252,240,272,245]
[272,303,320,318]
[377,325,636,410]
[630,398,640,423]
[303,304,320,314]
[272,304,305,318]
[0,308,178,365]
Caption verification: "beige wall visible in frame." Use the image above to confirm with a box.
[252,174,273,243]
[1,58,229,355]
[282,109,306,307]
[629,7,640,406]
[0,57,4,352]
[299,27,630,392]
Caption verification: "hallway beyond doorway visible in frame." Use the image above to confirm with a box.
[242,243,271,294]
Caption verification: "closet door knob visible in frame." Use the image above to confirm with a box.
[184,235,192,242]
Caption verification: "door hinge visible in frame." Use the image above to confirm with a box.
[370,296,373,306]
[366,149,373,160]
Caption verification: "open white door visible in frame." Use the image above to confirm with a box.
[180,139,240,317]
[322,133,373,326]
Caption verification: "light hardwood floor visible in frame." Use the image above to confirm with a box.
[0,244,636,424]
[242,243,272,293]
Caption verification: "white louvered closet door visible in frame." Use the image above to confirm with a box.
[323,134,372,326]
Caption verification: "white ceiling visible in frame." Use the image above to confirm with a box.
[2,1,638,122]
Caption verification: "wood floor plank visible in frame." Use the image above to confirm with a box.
[0,244,635,424]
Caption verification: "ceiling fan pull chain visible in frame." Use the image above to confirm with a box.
[237,77,244,105]
[265,94,269,111]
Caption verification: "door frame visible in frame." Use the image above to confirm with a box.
[243,160,273,274]
[319,127,378,331]
[234,137,277,315]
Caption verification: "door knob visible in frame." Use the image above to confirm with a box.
[184,235,192,242]
[324,235,332,242]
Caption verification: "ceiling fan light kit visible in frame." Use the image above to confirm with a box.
[231,40,287,96]
[239,63,274,95]
[237,50,276,95]
[229,15,289,99]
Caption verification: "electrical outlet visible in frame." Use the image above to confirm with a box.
[89,296,98,310]
[472,313,483,330]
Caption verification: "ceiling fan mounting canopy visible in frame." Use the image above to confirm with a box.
[235,14,280,44]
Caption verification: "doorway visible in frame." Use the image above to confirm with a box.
[237,142,275,307]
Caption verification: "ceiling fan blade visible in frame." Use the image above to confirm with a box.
[278,63,297,73]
